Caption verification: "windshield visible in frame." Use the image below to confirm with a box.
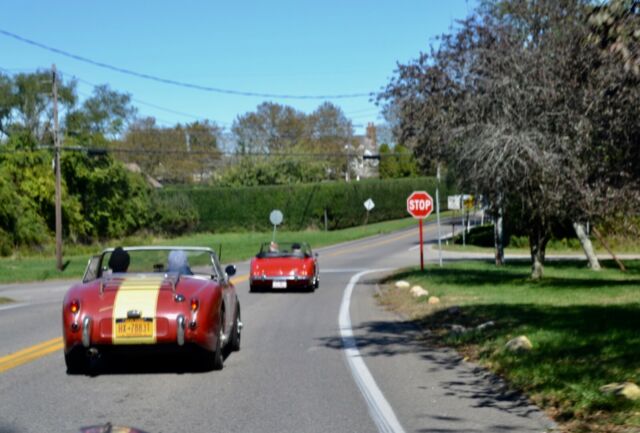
[101,248,216,277]
[257,242,311,258]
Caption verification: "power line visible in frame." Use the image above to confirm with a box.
[0,28,373,100]
[71,75,213,122]
[1,64,378,131]
[0,145,393,159]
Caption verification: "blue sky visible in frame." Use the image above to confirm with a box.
[1,1,475,134]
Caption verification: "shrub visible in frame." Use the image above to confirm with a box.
[161,177,449,232]
[454,224,498,247]
[150,192,199,235]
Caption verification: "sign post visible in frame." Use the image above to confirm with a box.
[363,198,375,225]
[407,191,434,271]
[269,209,283,242]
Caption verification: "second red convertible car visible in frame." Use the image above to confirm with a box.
[250,242,319,292]
[62,246,241,373]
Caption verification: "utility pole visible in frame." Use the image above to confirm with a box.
[436,163,443,267]
[52,64,63,271]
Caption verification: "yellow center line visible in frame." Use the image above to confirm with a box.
[0,337,63,374]
[231,274,249,285]
[325,229,417,258]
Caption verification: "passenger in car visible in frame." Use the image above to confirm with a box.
[109,247,130,273]
[291,243,303,257]
[168,250,193,275]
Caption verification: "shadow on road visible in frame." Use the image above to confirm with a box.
[68,347,233,376]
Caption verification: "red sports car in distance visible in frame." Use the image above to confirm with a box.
[249,242,319,292]
[62,246,241,373]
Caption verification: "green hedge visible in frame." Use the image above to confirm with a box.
[160,177,450,232]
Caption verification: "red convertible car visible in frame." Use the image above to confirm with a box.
[249,242,319,292]
[62,246,241,373]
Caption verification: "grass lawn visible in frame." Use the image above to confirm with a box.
[379,259,640,432]
[0,217,420,284]
[0,297,13,304]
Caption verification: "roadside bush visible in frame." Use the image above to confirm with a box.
[150,192,199,235]
[61,151,152,240]
[161,177,449,232]
[0,228,12,257]
[454,224,500,247]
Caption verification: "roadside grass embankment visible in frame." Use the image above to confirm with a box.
[0,216,422,284]
[379,260,640,432]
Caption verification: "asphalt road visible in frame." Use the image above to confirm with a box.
[0,222,555,433]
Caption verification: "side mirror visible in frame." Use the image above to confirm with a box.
[225,265,237,277]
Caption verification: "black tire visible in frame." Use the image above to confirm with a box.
[206,311,224,371]
[314,277,319,290]
[228,305,241,352]
[64,349,87,374]
[249,284,257,293]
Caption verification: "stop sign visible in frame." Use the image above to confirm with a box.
[407,191,434,219]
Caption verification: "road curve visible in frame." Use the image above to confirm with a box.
[0,222,554,433]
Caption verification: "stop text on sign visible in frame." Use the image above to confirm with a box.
[407,191,434,219]
[408,199,431,211]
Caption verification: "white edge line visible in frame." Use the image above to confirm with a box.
[339,269,406,433]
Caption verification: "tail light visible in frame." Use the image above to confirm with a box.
[190,298,199,312]
[70,299,80,314]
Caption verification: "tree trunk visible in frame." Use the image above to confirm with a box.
[494,208,505,266]
[572,222,601,270]
[592,227,627,272]
[529,227,549,280]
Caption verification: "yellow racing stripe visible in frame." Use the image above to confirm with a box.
[112,275,165,345]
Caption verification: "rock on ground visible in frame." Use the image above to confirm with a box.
[448,324,467,335]
[600,382,640,401]
[428,296,440,305]
[395,280,410,289]
[476,321,495,331]
[505,336,533,353]
[410,285,429,298]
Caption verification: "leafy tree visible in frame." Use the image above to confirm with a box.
[65,84,136,143]
[0,70,76,143]
[120,118,222,183]
[378,143,399,178]
[378,143,418,178]
[0,139,87,247]
[232,102,306,154]
[175,120,222,181]
[380,0,640,278]
[61,150,151,240]
[588,0,640,75]
[218,156,327,187]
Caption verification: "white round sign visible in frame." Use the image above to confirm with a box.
[269,209,283,226]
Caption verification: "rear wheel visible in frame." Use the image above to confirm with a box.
[205,311,224,371]
[228,305,241,352]
[64,348,87,374]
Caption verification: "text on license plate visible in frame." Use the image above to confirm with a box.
[115,318,154,338]
[272,280,287,289]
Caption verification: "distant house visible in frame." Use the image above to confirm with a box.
[351,123,379,179]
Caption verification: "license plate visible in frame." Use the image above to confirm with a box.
[272,280,287,289]
[115,318,154,338]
